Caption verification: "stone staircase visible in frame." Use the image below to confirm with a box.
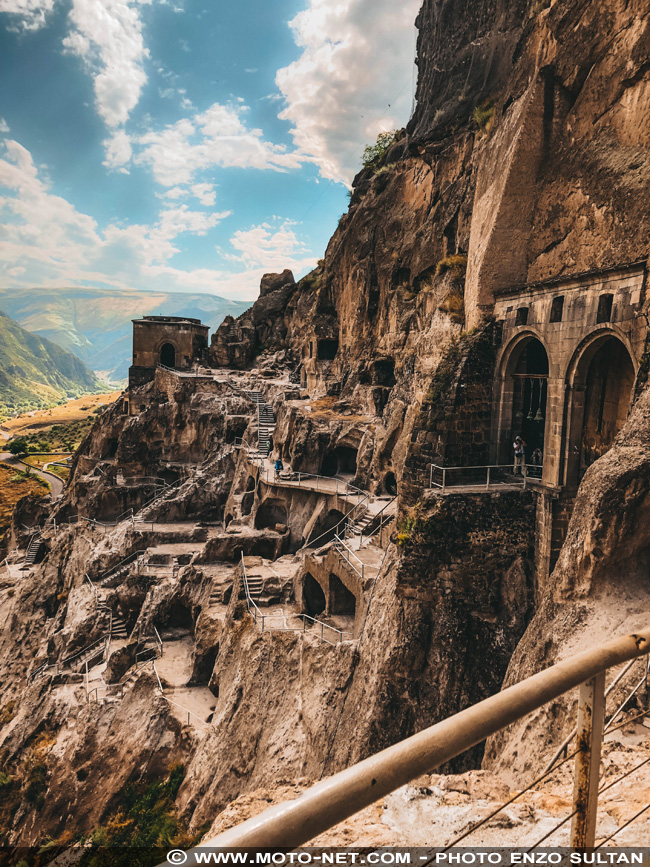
[247,389,276,454]
[24,532,43,566]
[110,613,128,639]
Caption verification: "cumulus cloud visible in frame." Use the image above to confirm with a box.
[133,101,305,187]
[0,138,312,300]
[0,0,56,31]
[103,129,133,171]
[0,118,10,134]
[276,0,420,183]
[62,0,151,129]
[229,219,312,270]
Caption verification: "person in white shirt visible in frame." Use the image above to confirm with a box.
[513,436,526,475]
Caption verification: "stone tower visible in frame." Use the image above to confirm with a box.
[128,315,209,388]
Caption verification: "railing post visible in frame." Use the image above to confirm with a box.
[570,671,606,848]
[523,465,528,489]
[442,468,446,494]
[486,466,491,490]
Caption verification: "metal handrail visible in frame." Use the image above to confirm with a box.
[299,614,353,645]
[428,462,529,492]
[333,533,365,580]
[97,549,146,583]
[135,478,183,516]
[200,624,650,850]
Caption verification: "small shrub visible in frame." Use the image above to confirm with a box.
[473,100,495,136]
[0,701,16,726]
[438,289,465,323]
[435,254,468,278]
[374,162,397,176]
[362,131,396,169]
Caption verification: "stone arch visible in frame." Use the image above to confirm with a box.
[495,331,551,465]
[321,446,358,477]
[307,508,345,547]
[562,331,636,486]
[159,342,176,368]
[254,497,288,530]
[302,572,326,617]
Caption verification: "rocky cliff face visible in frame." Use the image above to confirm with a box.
[1,0,650,850]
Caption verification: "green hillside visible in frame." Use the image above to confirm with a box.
[0,287,249,381]
[0,309,104,418]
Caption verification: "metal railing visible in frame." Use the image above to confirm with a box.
[299,614,354,645]
[96,550,146,586]
[429,462,529,492]
[333,532,365,580]
[198,623,650,850]
[240,553,354,644]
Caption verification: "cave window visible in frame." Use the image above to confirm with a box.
[123,400,129,414]
[307,509,344,547]
[309,341,314,358]
[317,338,339,361]
[597,294,614,324]
[550,296,564,323]
[372,358,396,387]
[254,498,288,530]
[225,514,234,528]
[321,446,358,477]
[329,574,356,616]
[241,492,254,516]
[107,439,118,458]
[303,572,326,617]
[384,472,398,496]
[515,307,529,326]
[160,342,176,368]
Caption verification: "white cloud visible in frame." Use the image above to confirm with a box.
[62,0,151,129]
[190,183,216,206]
[0,118,9,134]
[0,0,56,31]
[0,138,312,301]
[103,129,133,171]
[133,101,306,187]
[1,0,153,165]
[228,219,312,271]
[276,0,419,183]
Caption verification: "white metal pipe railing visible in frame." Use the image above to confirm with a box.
[199,624,650,850]
[333,533,365,581]
[428,462,529,493]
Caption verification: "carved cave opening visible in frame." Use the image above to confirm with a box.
[255,497,288,530]
[307,508,345,547]
[303,572,326,617]
[317,339,339,361]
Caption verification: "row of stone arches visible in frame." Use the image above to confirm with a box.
[496,327,636,487]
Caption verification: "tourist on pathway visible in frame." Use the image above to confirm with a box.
[513,436,526,475]
[274,457,283,479]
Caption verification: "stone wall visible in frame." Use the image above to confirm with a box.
[402,326,496,504]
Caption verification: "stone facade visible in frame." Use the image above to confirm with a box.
[491,262,647,490]
[128,315,208,389]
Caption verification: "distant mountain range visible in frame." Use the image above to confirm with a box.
[0,287,250,382]
[0,310,103,414]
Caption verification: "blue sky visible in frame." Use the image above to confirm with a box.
[0,0,419,302]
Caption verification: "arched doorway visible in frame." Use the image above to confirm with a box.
[307,509,344,547]
[303,573,326,617]
[160,342,176,368]
[497,335,550,466]
[564,335,635,485]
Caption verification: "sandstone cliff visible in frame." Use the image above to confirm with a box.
[1,0,650,850]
